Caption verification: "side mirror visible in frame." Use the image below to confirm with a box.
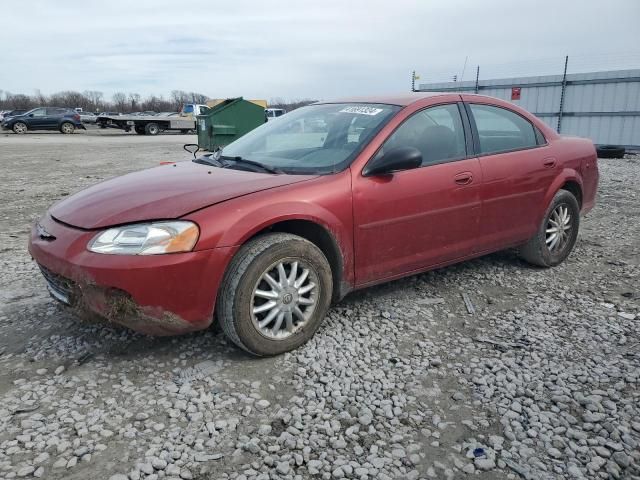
[363,146,422,176]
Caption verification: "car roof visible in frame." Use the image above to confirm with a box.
[318,92,452,107]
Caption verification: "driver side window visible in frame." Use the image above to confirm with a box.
[378,103,467,166]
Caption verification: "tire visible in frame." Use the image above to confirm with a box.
[596,145,625,159]
[12,122,27,134]
[144,123,159,135]
[519,189,580,267]
[217,233,333,356]
[60,122,75,134]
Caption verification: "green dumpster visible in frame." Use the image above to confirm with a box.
[196,97,265,151]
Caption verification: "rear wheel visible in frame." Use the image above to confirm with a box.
[60,122,75,134]
[12,122,27,134]
[519,189,580,267]
[144,123,159,135]
[217,233,333,356]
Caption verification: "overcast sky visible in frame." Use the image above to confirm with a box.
[1,0,639,101]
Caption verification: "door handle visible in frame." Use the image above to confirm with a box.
[454,172,473,185]
[543,157,557,168]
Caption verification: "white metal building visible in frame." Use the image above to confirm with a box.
[418,69,640,149]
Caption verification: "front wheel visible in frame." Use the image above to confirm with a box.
[60,122,75,134]
[217,233,333,356]
[519,189,580,267]
[12,122,27,134]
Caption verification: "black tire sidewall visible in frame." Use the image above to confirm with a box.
[145,123,159,135]
[536,190,580,267]
[220,235,332,356]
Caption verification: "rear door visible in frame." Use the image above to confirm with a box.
[352,102,482,284]
[44,108,65,128]
[464,100,555,250]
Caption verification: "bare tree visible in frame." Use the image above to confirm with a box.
[84,90,104,112]
[171,90,189,110]
[112,92,127,112]
[268,98,317,111]
[190,92,209,104]
[128,93,141,111]
[0,88,317,115]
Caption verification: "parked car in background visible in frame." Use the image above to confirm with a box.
[79,111,98,124]
[2,107,85,134]
[28,93,598,356]
[265,108,286,121]
[0,109,27,121]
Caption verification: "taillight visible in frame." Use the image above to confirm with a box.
[73,114,80,121]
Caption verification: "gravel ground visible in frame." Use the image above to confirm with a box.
[0,130,638,480]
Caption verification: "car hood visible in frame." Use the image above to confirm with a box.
[50,161,317,229]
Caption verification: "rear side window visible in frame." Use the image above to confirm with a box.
[378,103,467,166]
[469,104,538,154]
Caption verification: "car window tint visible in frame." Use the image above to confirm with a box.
[470,104,538,154]
[31,108,46,117]
[379,103,467,166]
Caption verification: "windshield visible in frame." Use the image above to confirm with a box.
[222,103,400,174]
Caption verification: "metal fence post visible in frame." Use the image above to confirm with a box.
[557,56,569,133]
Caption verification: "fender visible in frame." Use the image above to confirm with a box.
[538,168,583,224]
[184,172,355,290]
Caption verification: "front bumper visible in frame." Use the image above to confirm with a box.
[28,215,234,335]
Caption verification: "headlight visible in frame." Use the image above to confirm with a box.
[88,221,199,255]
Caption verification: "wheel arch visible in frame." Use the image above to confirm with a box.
[560,179,582,208]
[245,218,348,301]
[541,169,583,223]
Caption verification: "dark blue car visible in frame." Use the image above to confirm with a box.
[1,107,85,134]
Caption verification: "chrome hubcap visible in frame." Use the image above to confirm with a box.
[14,123,26,133]
[251,259,318,340]
[62,124,73,133]
[546,204,572,252]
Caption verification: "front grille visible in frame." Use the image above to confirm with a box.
[38,264,76,305]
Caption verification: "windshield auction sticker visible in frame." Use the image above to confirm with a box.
[339,106,384,116]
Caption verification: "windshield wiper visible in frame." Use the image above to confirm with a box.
[220,155,282,174]
[193,154,224,167]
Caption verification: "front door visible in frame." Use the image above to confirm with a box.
[25,108,48,129]
[352,103,482,285]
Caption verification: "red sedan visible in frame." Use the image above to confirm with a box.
[29,93,599,356]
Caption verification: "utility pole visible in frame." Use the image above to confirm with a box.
[474,66,480,94]
[411,70,416,92]
[557,55,569,133]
